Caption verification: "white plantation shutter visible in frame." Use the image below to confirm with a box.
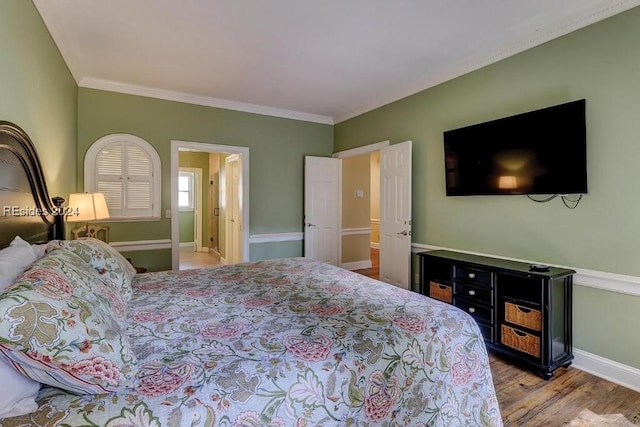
[85,134,161,219]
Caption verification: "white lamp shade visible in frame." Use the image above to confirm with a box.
[68,193,110,222]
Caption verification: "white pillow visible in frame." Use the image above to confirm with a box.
[0,237,39,292]
[0,357,40,418]
[30,243,47,260]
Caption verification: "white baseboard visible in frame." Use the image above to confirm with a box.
[219,256,228,265]
[208,248,221,260]
[341,260,372,271]
[572,348,640,393]
[179,242,195,248]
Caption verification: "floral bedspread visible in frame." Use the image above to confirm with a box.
[2,258,502,426]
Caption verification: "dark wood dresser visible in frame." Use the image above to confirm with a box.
[418,250,575,379]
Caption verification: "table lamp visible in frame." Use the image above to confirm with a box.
[67,192,110,235]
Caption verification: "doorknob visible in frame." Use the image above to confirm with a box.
[397,230,408,236]
[306,222,317,227]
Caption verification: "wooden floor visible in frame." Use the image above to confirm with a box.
[352,255,640,426]
[353,247,379,279]
[492,355,640,426]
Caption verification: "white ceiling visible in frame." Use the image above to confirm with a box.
[34,0,640,124]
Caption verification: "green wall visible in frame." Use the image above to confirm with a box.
[77,88,333,268]
[178,212,195,243]
[120,249,172,274]
[0,1,77,198]
[335,8,640,368]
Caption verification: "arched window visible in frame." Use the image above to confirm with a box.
[84,134,161,220]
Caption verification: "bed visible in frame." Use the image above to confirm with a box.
[0,121,502,426]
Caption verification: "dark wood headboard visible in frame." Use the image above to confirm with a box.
[0,121,65,248]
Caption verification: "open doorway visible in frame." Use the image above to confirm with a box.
[330,141,412,289]
[339,150,380,279]
[171,141,250,271]
[177,157,220,270]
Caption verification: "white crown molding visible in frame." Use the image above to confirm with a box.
[411,243,640,297]
[334,0,640,123]
[79,77,334,125]
[37,0,640,126]
[36,0,333,126]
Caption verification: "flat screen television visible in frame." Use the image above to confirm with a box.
[443,99,587,196]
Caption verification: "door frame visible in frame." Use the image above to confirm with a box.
[178,167,203,252]
[332,140,390,268]
[332,140,390,160]
[171,140,250,270]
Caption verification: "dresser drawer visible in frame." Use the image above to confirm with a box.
[455,282,493,305]
[505,302,542,332]
[455,298,493,325]
[429,281,453,303]
[501,324,540,358]
[454,266,492,288]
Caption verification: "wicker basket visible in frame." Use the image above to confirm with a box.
[501,324,540,358]
[505,302,542,331]
[429,281,452,303]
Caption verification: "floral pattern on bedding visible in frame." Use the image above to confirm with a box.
[47,238,136,301]
[0,247,137,395]
[1,258,502,427]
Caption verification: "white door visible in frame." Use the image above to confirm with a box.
[225,155,242,264]
[379,141,412,289]
[304,156,341,265]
